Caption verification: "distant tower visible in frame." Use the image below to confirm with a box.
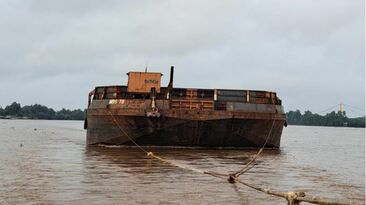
[338,103,346,117]
[339,103,345,113]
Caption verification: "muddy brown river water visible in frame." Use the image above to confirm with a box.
[0,119,364,204]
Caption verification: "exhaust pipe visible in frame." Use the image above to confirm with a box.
[168,66,174,88]
[167,66,174,99]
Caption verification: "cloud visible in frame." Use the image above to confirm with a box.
[0,0,364,116]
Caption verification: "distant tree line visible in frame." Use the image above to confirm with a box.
[286,110,365,128]
[0,102,85,120]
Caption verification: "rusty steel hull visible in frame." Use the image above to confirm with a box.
[86,108,285,148]
[86,68,286,148]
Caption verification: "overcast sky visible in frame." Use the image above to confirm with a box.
[0,0,364,116]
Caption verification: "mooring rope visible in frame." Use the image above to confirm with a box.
[230,119,276,178]
[107,110,150,154]
[106,110,360,205]
[108,110,204,174]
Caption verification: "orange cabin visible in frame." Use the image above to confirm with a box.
[127,72,162,93]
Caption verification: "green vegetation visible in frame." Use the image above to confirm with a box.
[286,110,365,128]
[0,102,85,120]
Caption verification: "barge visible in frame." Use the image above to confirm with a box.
[85,66,286,148]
